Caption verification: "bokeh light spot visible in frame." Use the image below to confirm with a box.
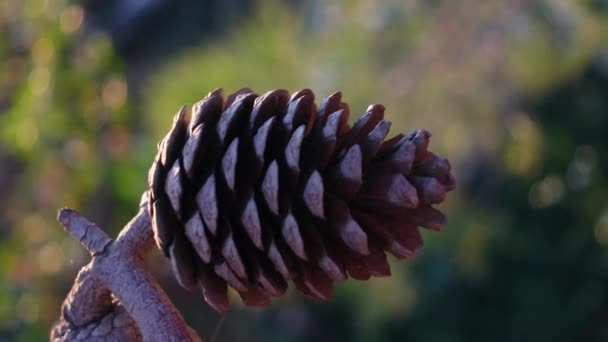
[37,242,65,275]
[104,125,130,158]
[31,38,55,66]
[505,112,542,176]
[102,77,128,110]
[528,175,565,209]
[24,0,48,18]
[19,213,51,245]
[59,5,84,34]
[594,210,608,245]
[62,138,90,168]
[28,67,51,97]
[566,144,597,191]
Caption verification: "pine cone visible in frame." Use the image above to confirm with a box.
[147,88,455,312]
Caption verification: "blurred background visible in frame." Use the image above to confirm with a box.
[1,0,608,341]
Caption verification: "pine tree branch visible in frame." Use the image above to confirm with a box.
[58,209,112,255]
[51,196,200,341]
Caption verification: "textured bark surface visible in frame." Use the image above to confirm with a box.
[51,197,200,342]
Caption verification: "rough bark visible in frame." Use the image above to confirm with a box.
[51,195,201,341]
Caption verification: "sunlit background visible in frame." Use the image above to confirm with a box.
[1,0,608,340]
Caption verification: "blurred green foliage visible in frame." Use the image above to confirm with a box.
[0,1,145,340]
[1,0,608,341]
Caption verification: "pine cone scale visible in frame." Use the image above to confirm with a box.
[343,104,384,147]
[220,231,247,279]
[282,212,307,260]
[197,263,229,312]
[220,138,239,191]
[189,90,223,131]
[267,239,292,280]
[302,170,325,219]
[216,93,256,145]
[360,119,391,163]
[195,175,218,235]
[240,195,264,249]
[214,261,247,292]
[325,144,363,200]
[260,160,280,216]
[249,90,288,132]
[151,196,177,256]
[184,213,211,263]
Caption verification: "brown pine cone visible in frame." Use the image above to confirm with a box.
[147,88,455,312]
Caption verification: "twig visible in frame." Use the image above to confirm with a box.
[51,198,200,342]
[58,209,112,256]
